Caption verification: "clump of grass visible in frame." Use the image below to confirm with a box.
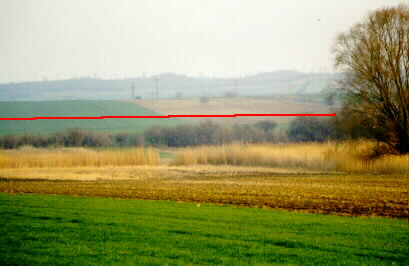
[0,147,159,168]
[174,141,409,174]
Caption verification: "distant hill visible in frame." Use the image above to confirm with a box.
[0,71,339,101]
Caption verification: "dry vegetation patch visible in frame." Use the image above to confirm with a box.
[0,147,159,168]
[175,142,409,174]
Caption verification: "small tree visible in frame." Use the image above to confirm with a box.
[333,5,409,154]
[64,128,86,147]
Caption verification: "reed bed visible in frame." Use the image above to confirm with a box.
[0,147,159,168]
[174,142,409,174]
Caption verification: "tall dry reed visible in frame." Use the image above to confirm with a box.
[174,142,409,174]
[0,147,159,168]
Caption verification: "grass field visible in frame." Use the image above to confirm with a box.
[0,193,408,265]
[0,100,183,136]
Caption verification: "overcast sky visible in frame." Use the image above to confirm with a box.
[0,0,404,83]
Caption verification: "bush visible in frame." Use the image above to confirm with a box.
[83,132,113,147]
[232,125,265,143]
[64,128,86,147]
[0,136,18,149]
[144,126,169,146]
[254,121,277,133]
[114,133,143,147]
[196,121,221,145]
[288,117,332,142]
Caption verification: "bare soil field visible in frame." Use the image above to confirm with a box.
[130,98,331,124]
[0,166,407,219]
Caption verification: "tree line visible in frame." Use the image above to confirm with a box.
[0,118,343,149]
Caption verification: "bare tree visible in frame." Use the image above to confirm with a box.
[334,4,409,154]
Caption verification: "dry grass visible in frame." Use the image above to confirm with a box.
[0,147,159,168]
[174,141,409,174]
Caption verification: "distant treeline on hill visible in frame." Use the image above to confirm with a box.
[0,118,344,149]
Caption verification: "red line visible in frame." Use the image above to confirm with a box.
[0,113,336,121]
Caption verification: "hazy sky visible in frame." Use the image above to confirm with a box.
[0,0,404,83]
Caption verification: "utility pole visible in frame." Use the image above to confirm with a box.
[131,82,135,99]
[154,78,159,99]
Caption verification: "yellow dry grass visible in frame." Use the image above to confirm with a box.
[174,141,409,174]
[0,147,159,168]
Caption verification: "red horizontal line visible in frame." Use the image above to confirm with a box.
[0,113,336,121]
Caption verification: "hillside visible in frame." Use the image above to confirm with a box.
[0,71,339,101]
[131,97,332,125]
[0,100,183,136]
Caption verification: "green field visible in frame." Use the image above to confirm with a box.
[0,100,183,136]
[0,193,407,265]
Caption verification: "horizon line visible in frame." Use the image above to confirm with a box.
[0,69,337,84]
